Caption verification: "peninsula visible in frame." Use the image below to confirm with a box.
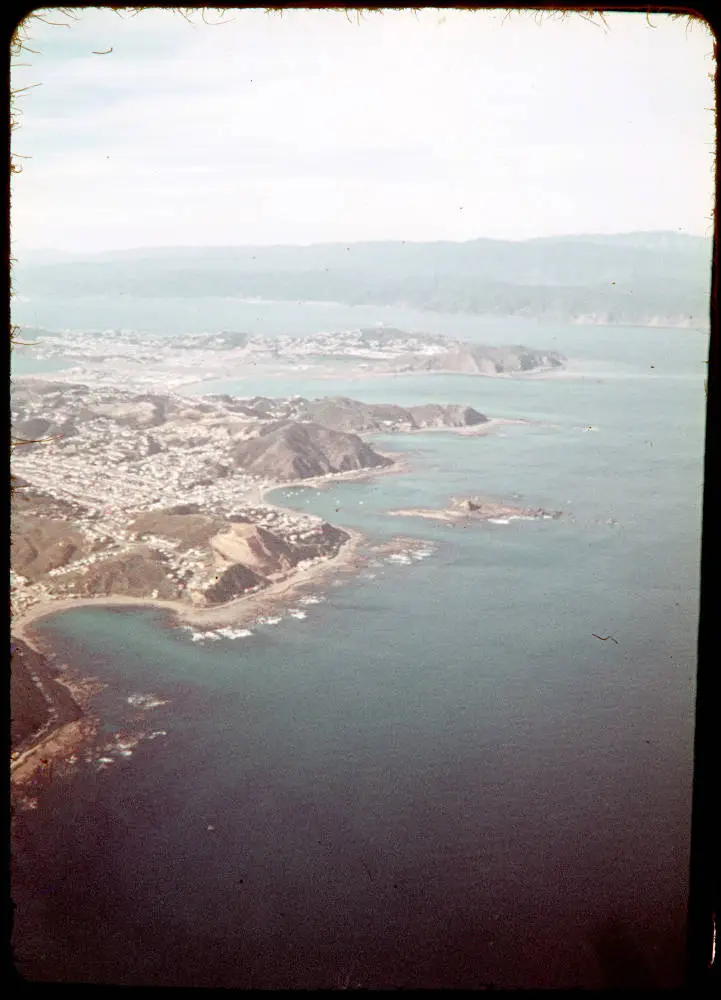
[11,325,565,392]
[11,379,560,787]
[11,382,491,623]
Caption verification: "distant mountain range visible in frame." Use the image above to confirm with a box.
[13,232,712,328]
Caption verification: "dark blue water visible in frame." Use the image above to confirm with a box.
[11,316,707,989]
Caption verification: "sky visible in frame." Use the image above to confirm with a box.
[10,7,716,253]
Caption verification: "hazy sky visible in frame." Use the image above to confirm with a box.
[10,7,716,252]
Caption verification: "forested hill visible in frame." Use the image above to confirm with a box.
[15,232,711,328]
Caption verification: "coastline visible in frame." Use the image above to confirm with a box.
[258,449,411,500]
[11,416,514,651]
[12,448,415,648]
[10,643,105,790]
[13,436,424,668]
[11,717,100,789]
[13,445,419,642]
[10,521,366,791]
[387,506,559,524]
[398,416,532,435]
[10,417,498,782]
[174,364,565,395]
[12,521,367,645]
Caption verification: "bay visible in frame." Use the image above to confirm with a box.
[11,306,707,989]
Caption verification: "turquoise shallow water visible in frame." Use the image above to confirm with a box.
[11,313,707,989]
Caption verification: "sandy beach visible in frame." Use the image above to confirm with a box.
[12,522,367,645]
[10,513,439,790]
[11,450,411,652]
[10,422,504,647]
[10,427,485,783]
[10,520,368,790]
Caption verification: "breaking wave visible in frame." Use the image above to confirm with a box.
[127,693,168,710]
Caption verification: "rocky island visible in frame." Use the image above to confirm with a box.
[388,495,562,524]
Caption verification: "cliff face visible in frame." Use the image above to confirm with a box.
[203,563,267,605]
[10,638,83,753]
[211,523,298,576]
[232,420,393,480]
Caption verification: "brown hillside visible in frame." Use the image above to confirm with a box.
[11,515,88,580]
[63,549,178,599]
[232,420,392,479]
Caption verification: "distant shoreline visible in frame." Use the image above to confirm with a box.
[12,301,707,337]
[173,364,563,395]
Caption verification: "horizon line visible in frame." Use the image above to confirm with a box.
[14,228,712,257]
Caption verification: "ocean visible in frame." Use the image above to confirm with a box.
[11,301,707,988]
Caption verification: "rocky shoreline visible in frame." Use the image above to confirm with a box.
[10,637,101,795]
[9,521,438,796]
[388,495,562,524]
[10,457,423,789]
[10,383,556,786]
